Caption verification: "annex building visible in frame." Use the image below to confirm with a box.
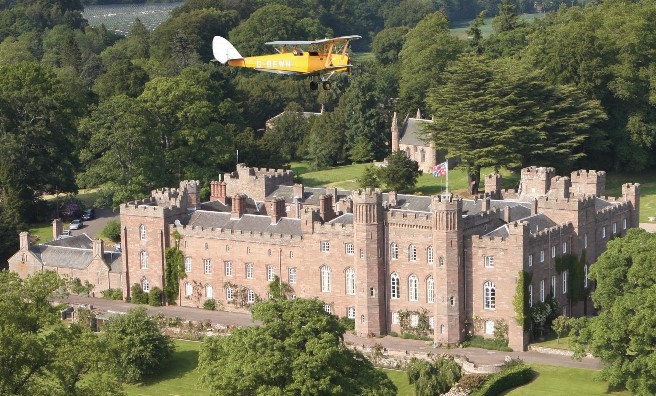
[114,164,638,350]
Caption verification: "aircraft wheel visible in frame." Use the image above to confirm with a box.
[310,81,319,91]
[322,81,332,90]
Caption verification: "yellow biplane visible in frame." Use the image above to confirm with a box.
[212,35,361,90]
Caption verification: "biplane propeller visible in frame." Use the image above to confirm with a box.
[212,35,361,90]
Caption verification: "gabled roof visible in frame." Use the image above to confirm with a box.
[328,213,353,225]
[382,193,432,212]
[265,185,351,205]
[44,234,93,249]
[399,117,432,146]
[484,213,557,238]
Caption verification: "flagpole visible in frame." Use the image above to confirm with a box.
[446,160,449,194]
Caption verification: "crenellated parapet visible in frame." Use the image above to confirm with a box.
[519,166,556,198]
[171,223,302,244]
[536,194,596,211]
[352,189,383,224]
[222,164,294,201]
[570,169,606,197]
[462,206,501,231]
[387,210,433,229]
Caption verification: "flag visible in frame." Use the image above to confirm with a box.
[432,161,448,177]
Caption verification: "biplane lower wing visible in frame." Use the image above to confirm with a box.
[254,65,352,76]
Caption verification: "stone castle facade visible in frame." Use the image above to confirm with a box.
[117,164,639,350]
[391,110,438,173]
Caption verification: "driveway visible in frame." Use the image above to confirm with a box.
[59,296,601,369]
[71,208,119,239]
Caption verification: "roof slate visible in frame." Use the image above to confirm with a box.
[399,118,432,146]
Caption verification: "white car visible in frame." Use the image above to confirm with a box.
[69,219,83,230]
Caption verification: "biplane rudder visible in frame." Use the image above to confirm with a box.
[212,36,243,64]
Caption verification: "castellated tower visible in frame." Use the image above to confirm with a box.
[431,195,464,345]
[120,181,196,299]
[353,189,386,336]
[519,166,555,198]
[622,183,640,227]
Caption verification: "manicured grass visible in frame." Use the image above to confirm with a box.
[28,222,53,244]
[506,364,629,396]
[383,368,414,396]
[42,188,102,207]
[291,161,518,196]
[605,171,656,222]
[530,332,572,351]
[124,340,208,396]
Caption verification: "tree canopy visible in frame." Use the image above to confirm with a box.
[570,229,656,395]
[198,298,397,395]
[378,150,421,192]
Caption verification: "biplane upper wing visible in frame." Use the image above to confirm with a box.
[264,35,362,46]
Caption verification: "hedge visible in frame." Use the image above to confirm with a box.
[472,362,534,396]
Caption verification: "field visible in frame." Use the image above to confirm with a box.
[449,13,545,39]
[82,2,183,34]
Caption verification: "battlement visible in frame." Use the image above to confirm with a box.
[352,188,383,204]
[521,166,556,179]
[172,223,303,244]
[223,164,294,201]
[462,206,501,230]
[536,194,596,210]
[387,210,433,230]
[569,169,606,197]
[314,221,354,235]
[570,169,606,180]
[430,194,463,213]
[531,222,574,239]
[120,201,180,217]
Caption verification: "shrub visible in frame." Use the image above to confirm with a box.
[472,361,534,396]
[407,355,461,395]
[149,287,163,306]
[389,331,399,337]
[100,219,121,242]
[462,335,513,352]
[203,298,216,311]
[401,333,433,341]
[339,316,355,331]
[101,288,123,300]
[130,283,148,304]
[458,374,489,392]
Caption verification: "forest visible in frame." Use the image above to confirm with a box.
[0,0,654,263]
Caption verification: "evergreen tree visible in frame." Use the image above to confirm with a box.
[378,150,420,192]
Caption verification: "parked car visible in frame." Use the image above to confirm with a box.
[82,208,95,220]
[58,230,73,239]
[69,219,83,230]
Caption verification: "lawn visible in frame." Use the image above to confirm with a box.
[530,331,572,351]
[506,364,630,396]
[124,340,414,395]
[605,171,656,222]
[383,368,414,396]
[28,222,53,244]
[124,340,208,396]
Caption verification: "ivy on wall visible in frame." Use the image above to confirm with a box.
[164,230,186,303]
[398,308,430,336]
[555,251,589,304]
[513,271,532,331]
[223,281,261,308]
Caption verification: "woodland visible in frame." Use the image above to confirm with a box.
[0,0,655,263]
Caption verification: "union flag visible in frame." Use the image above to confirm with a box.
[432,161,448,177]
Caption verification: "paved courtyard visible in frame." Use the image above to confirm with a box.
[60,295,601,370]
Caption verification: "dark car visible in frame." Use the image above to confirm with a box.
[82,208,95,220]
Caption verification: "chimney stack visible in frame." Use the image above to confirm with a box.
[319,194,335,222]
[531,198,538,216]
[270,197,286,224]
[293,184,304,202]
[93,239,104,259]
[210,181,228,204]
[19,231,29,251]
[481,194,490,212]
[52,219,63,240]
[503,205,511,223]
[231,194,246,218]
[388,191,398,207]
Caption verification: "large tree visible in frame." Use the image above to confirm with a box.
[378,150,420,192]
[0,271,124,395]
[398,12,464,114]
[570,229,656,395]
[100,306,174,384]
[423,54,605,193]
[198,298,397,395]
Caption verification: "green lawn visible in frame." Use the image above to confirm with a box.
[449,13,545,39]
[125,340,208,396]
[605,171,656,222]
[383,369,414,396]
[28,222,53,244]
[506,364,629,396]
[530,332,572,351]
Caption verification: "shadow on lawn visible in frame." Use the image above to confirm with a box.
[139,349,200,385]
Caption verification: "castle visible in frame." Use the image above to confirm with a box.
[8,163,639,350]
[391,110,439,173]
[113,164,638,350]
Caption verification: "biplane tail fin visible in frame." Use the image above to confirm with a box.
[212,36,243,64]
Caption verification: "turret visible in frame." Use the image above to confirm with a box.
[391,112,400,152]
[622,183,640,227]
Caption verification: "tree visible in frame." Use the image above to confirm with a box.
[100,306,175,383]
[198,298,397,395]
[424,54,605,192]
[398,12,464,113]
[570,229,656,394]
[0,271,123,395]
[371,27,408,65]
[77,95,165,208]
[492,0,523,34]
[306,110,347,169]
[406,356,461,396]
[466,11,486,54]
[359,164,381,189]
[267,275,294,300]
[259,102,310,166]
[551,315,570,344]
[0,62,79,222]
[378,150,420,192]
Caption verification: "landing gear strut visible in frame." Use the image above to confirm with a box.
[310,81,318,91]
